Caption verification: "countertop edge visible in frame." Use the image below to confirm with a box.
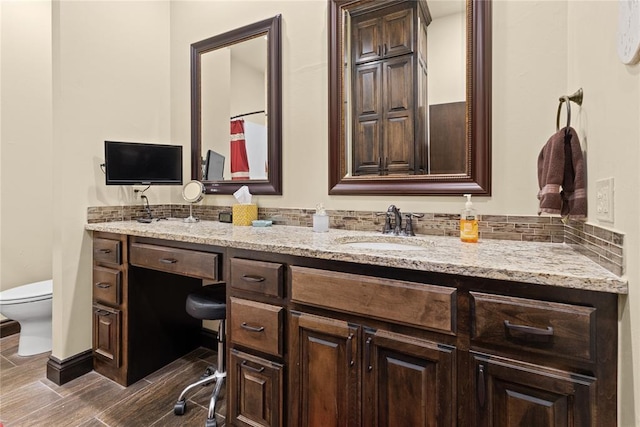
[85,221,629,295]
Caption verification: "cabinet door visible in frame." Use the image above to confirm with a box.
[353,17,382,63]
[352,6,413,63]
[92,304,121,367]
[289,311,360,427]
[381,6,413,58]
[382,55,414,174]
[471,352,596,427]
[228,349,283,427]
[363,328,455,427]
[353,62,383,175]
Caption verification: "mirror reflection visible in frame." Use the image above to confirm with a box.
[191,15,282,195]
[344,0,466,177]
[329,0,492,195]
[201,35,268,181]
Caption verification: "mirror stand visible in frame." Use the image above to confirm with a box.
[182,180,205,223]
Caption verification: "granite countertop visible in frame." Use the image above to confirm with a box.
[85,219,628,294]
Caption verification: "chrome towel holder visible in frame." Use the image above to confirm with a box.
[556,88,584,131]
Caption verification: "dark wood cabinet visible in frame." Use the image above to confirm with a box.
[363,328,455,427]
[92,233,220,386]
[92,303,121,367]
[288,311,360,427]
[228,257,286,427]
[471,352,596,427]
[353,56,415,175]
[229,349,284,427]
[90,234,618,426]
[92,233,127,384]
[288,312,456,427]
[351,0,429,176]
[288,267,456,427]
[352,6,413,64]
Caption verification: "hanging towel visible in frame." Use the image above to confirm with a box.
[230,119,250,180]
[537,127,587,219]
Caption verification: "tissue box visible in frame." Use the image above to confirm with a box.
[232,204,258,226]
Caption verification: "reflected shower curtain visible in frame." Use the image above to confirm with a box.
[230,119,250,180]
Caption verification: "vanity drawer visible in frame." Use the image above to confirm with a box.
[93,266,121,306]
[230,297,284,357]
[230,258,284,298]
[470,292,596,362]
[93,238,121,265]
[129,242,218,280]
[93,303,121,368]
[290,266,456,334]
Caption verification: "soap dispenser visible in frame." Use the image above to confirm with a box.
[460,194,478,243]
[313,203,329,232]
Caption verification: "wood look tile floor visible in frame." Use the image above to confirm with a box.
[0,334,226,427]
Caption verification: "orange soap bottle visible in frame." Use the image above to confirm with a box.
[460,194,478,243]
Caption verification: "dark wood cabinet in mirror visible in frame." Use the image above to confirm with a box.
[329,0,491,195]
[191,15,282,195]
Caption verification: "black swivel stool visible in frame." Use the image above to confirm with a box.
[173,286,226,427]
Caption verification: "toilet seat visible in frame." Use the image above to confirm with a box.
[0,279,53,305]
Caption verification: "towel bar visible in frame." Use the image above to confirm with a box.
[556,88,584,131]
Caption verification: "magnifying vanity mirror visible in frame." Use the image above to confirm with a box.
[191,15,282,195]
[182,180,205,222]
[328,0,491,195]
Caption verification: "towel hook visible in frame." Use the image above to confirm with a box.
[556,88,584,131]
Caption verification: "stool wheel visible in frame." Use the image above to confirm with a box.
[205,418,217,427]
[174,400,187,415]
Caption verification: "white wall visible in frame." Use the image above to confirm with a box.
[566,3,640,424]
[0,0,53,293]
[2,1,639,424]
[428,11,466,105]
[51,0,172,357]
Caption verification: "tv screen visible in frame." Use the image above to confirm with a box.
[205,149,225,181]
[105,141,183,185]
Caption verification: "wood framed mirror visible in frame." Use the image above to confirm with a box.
[191,14,282,195]
[328,0,491,195]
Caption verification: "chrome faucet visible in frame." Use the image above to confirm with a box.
[387,205,403,235]
[380,205,424,236]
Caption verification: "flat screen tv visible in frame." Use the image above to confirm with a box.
[204,149,225,181]
[105,141,183,185]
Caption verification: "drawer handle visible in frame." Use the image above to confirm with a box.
[159,258,178,264]
[365,336,373,372]
[95,282,111,289]
[241,274,266,283]
[504,320,554,337]
[241,360,265,373]
[241,322,265,333]
[98,249,112,254]
[95,309,111,316]
[346,333,355,367]
[477,364,486,408]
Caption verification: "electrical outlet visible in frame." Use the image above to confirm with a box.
[595,178,614,222]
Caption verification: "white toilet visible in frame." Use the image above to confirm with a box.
[0,279,53,356]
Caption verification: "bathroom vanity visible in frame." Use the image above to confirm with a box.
[86,220,626,426]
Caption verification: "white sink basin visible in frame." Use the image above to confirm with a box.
[333,236,434,251]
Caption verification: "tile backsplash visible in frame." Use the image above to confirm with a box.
[87,204,625,277]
